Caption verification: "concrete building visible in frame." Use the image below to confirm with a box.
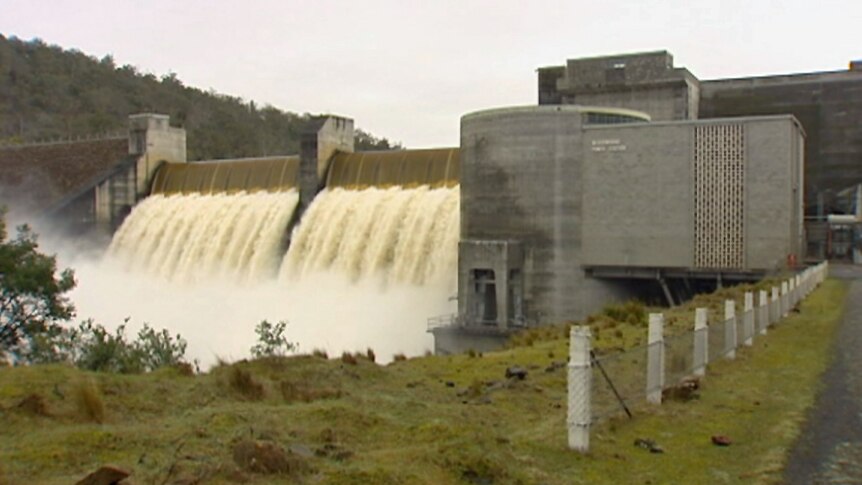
[433,105,805,353]
[538,51,862,218]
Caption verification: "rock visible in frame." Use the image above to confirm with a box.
[288,444,315,459]
[662,376,701,402]
[314,443,353,461]
[711,435,732,446]
[232,439,307,475]
[445,381,455,387]
[633,438,664,453]
[74,465,130,485]
[505,366,528,380]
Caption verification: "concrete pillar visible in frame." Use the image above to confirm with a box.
[96,113,187,233]
[299,115,354,214]
[724,300,736,359]
[790,278,797,307]
[494,263,509,329]
[693,308,708,376]
[646,313,664,404]
[567,326,592,453]
[758,290,769,335]
[743,292,754,346]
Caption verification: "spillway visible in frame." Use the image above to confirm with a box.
[279,185,460,287]
[107,190,299,284]
[93,147,461,364]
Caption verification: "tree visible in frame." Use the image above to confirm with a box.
[0,209,75,361]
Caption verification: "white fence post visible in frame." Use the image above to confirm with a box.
[567,326,591,453]
[693,308,708,376]
[758,290,769,335]
[781,281,790,317]
[724,300,737,359]
[743,292,754,346]
[771,287,780,324]
[646,313,665,404]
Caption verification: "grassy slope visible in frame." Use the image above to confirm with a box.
[0,279,846,485]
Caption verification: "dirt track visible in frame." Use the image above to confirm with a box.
[784,264,862,484]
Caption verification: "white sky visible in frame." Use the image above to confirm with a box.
[1,0,860,148]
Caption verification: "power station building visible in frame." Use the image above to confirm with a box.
[433,105,805,353]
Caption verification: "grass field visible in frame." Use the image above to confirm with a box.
[0,279,846,484]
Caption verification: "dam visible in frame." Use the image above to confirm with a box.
[71,104,804,358]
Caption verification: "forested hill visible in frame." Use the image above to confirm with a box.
[0,34,401,160]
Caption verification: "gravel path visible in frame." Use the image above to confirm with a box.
[784,264,862,485]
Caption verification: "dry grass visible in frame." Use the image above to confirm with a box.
[228,366,264,401]
[280,380,342,404]
[15,393,50,417]
[72,378,104,423]
[312,348,329,359]
[340,352,358,366]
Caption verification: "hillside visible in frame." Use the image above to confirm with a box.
[0,34,400,160]
[0,279,846,484]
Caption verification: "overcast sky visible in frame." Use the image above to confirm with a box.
[1,0,860,147]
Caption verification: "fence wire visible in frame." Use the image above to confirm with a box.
[708,317,727,362]
[664,329,696,386]
[590,343,649,423]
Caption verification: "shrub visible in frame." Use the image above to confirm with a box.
[365,348,376,363]
[392,353,407,362]
[51,320,188,373]
[134,324,188,371]
[250,320,296,359]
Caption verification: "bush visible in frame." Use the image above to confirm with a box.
[27,319,188,374]
[250,320,296,359]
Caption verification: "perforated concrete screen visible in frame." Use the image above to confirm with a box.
[693,124,745,268]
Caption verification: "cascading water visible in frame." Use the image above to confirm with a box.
[107,190,299,284]
[72,184,459,366]
[280,185,459,287]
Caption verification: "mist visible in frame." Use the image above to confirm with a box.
[55,246,454,370]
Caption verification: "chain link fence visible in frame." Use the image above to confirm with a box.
[590,344,649,422]
[573,262,830,442]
